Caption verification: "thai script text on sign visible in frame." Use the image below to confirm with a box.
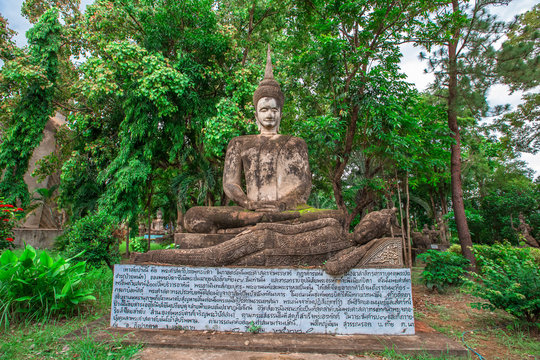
[110,265,414,335]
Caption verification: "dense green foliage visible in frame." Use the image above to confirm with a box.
[130,236,149,253]
[0,8,62,206]
[63,212,119,269]
[0,245,96,328]
[465,243,540,323]
[417,250,470,292]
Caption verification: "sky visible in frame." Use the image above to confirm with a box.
[0,0,538,175]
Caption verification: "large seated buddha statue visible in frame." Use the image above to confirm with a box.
[132,49,404,274]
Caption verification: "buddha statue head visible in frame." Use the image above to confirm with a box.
[253,46,284,135]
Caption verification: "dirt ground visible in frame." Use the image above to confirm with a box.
[412,284,539,360]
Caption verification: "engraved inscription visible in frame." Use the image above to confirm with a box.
[110,266,415,335]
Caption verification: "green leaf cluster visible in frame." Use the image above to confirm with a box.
[0,8,62,206]
[63,212,120,269]
[464,243,540,323]
[0,245,96,328]
[417,249,470,292]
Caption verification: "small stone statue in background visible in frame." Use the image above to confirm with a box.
[151,210,164,233]
[517,213,539,248]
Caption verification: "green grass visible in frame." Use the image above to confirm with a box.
[119,240,169,255]
[375,347,468,359]
[493,325,540,358]
[0,320,141,360]
[425,304,452,321]
[411,266,424,286]
[0,263,142,360]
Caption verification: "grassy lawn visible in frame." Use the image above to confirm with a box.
[0,253,142,360]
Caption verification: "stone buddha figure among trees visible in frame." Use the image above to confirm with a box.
[182,49,318,234]
[133,48,403,274]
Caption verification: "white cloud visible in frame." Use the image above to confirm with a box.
[0,0,31,47]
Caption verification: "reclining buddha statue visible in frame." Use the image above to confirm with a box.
[132,48,404,275]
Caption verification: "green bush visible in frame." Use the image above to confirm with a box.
[464,243,540,323]
[417,250,470,292]
[529,247,540,265]
[0,245,96,328]
[130,236,148,253]
[447,243,462,254]
[473,242,540,270]
[64,213,119,269]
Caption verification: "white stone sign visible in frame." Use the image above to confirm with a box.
[110,265,415,335]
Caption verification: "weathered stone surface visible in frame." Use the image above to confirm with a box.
[12,229,63,249]
[352,208,397,245]
[517,213,539,248]
[174,233,236,249]
[357,237,403,268]
[184,206,301,234]
[23,113,65,229]
[324,237,403,276]
[223,134,312,210]
[110,265,415,335]
[133,218,346,267]
[411,231,429,249]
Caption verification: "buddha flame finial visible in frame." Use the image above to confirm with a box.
[253,45,284,109]
[264,44,274,79]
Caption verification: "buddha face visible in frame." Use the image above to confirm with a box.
[255,97,281,134]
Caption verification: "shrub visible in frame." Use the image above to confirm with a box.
[447,243,462,254]
[0,200,24,250]
[473,242,540,270]
[64,213,119,269]
[529,247,540,265]
[417,250,470,292]
[0,245,96,328]
[130,236,148,253]
[464,243,540,323]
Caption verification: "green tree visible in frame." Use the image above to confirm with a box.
[278,0,441,229]
[418,0,509,269]
[57,0,231,237]
[495,4,539,154]
[0,8,62,206]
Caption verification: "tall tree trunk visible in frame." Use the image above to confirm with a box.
[429,189,436,221]
[125,226,130,257]
[396,173,408,267]
[241,2,256,66]
[147,211,152,251]
[405,173,412,268]
[448,0,476,270]
[177,208,184,233]
[146,179,154,252]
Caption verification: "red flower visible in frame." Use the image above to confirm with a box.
[5,204,13,208]
[16,208,23,211]
[3,219,8,222]
[6,238,13,242]
[2,210,9,212]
